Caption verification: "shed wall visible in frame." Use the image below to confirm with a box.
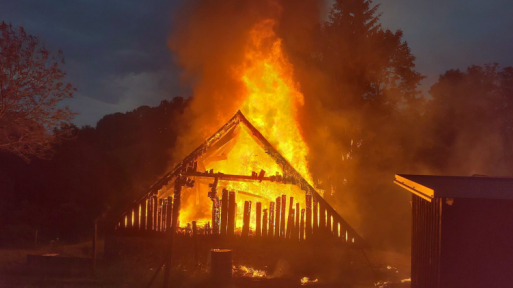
[411,195,442,288]
[440,198,513,288]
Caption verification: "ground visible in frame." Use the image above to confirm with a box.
[0,240,410,287]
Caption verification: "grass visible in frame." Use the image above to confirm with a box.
[0,239,410,288]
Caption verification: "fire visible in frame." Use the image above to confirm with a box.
[178,19,313,228]
[301,277,318,285]
[239,19,311,184]
[234,265,266,278]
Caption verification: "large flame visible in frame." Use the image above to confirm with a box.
[239,19,311,184]
[178,19,313,229]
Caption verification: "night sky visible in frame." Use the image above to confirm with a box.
[1,0,512,127]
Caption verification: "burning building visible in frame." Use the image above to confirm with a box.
[106,12,369,283]
[109,110,366,244]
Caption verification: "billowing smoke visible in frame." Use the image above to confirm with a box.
[168,0,471,252]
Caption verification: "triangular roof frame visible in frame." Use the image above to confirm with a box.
[122,111,368,248]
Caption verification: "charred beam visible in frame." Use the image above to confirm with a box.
[269,202,275,238]
[220,189,228,235]
[227,191,236,236]
[242,201,251,238]
[275,197,281,238]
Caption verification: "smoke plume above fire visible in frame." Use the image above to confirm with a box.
[168,0,323,180]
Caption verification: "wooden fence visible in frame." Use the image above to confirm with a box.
[115,191,358,245]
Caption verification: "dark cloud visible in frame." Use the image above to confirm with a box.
[374,0,513,93]
[1,0,187,126]
[2,0,512,126]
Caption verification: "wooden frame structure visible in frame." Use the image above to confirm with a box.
[112,111,368,248]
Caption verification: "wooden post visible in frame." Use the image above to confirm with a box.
[153,196,158,231]
[269,202,275,238]
[141,198,147,230]
[280,195,286,238]
[275,197,281,238]
[166,196,173,230]
[295,203,300,240]
[220,189,228,235]
[313,197,318,235]
[134,204,140,230]
[227,191,236,236]
[256,202,262,238]
[319,202,326,233]
[92,222,97,275]
[242,201,251,238]
[262,209,268,237]
[286,197,294,239]
[333,218,339,238]
[192,221,198,265]
[163,176,183,288]
[211,197,220,235]
[300,209,305,241]
[147,197,153,231]
[158,199,163,232]
[306,195,312,239]
[127,209,133,230]
[327,209,332,235]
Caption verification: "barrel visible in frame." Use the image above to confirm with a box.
[211,249,232,284]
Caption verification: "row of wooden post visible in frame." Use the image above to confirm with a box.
[210,190,355,242]
[117,192,356,243]
[118,195,173,233]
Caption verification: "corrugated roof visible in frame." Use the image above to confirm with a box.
[394,174,513,200]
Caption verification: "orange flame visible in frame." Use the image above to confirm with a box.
[178,19,312,228]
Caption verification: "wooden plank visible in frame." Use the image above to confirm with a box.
[289,209,295,239]
[300,209,305,241]
[227,191,236,236]
[256,202,262,238]
[162,200,167,232]
[275,197,281,238]
[262,209,268,238]
[281,195,286,238]
[192,221,198,265]
[220,189,228,235]
[153,196,158,231]
[127,208,133,230]
[319,202,326,232]
[269,202,275,238]
[212,197,220,235]
[158,199,163,232]
[327,209,332,235]
[134,203,140,230]
[333,218,339,238]
[286,197,294,239]
[295,203,300,240]
[166,196,173,230]
[306,195,312,239]
[313,197,318,235]
[242,201,251,238]
[141,198,147,230]
[147,197,153,230]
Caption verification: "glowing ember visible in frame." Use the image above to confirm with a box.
[301,277,318,285]
[234,265,266,278]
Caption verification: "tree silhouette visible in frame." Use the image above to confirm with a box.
[0,22,77,162]
[425,63,513,174]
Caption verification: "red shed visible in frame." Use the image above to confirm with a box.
[394,174,513,288]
